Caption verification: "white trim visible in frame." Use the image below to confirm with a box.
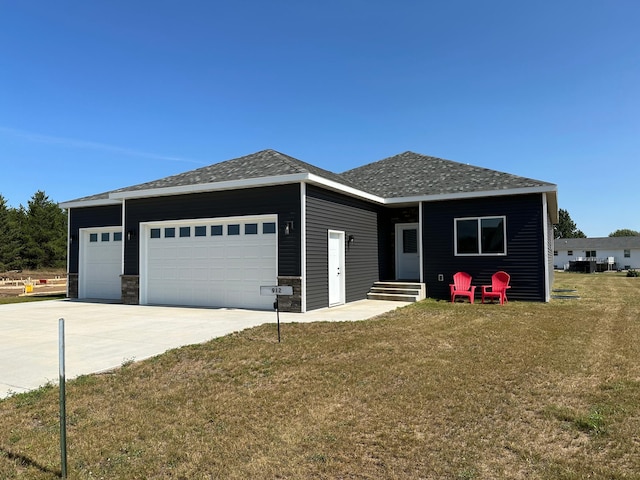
[66,208,71,298]
[305,174,385,204]
[300,182,307,313]
[542,194,551,302]
[418,203,424,283]
[121,199,126,276]
[327,230,346,307]
[385,185,557,205]
[454,215,507,256]
[110,173,309,200]
[60,198,121,209]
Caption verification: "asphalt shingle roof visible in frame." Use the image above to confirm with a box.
[339,151,555,198]
[554,236,640,250]
[64,149,556,204]
[67,149,359,203]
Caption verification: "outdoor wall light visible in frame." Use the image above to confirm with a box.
[284,221,294,236]
[348,234,355,248]
[70,234,78,244]
[127,229,137,241]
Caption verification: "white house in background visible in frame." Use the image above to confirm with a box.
[554,236,640,271]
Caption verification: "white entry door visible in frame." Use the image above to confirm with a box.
[328,230,345,306]
[395,223,420,280]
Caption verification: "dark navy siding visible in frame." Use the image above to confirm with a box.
[306,185,380,311]
[124,184,301,276]
[68,205,122,273]
[423,193,546,301]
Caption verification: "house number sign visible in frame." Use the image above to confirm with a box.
[260,285,293,296]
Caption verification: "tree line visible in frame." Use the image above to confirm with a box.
[554,209,639,239]
[0,191,67,271]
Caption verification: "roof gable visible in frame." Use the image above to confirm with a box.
[340,151,555,198]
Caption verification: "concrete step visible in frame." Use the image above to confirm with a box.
[367,292,420,302]
[366,282,426,303]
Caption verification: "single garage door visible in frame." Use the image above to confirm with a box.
[79,227,123,300]
[140,215,277,309]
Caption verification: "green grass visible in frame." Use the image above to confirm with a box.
[0,294,66,305]
[0,272,639,479]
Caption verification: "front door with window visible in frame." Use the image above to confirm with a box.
[328,230,345,306]
[395,223,420,280]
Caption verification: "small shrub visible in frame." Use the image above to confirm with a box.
[627,269,639,277]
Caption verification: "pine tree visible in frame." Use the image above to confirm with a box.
[554,208,586,239]
[22,191,67,269]
[0,196,24,271]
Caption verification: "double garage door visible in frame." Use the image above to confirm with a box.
[140,215,278,310]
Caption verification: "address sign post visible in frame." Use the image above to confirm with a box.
[260,285,294,343]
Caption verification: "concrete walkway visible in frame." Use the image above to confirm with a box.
[0,299,409,399]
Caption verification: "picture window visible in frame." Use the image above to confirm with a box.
[455,216,506,255]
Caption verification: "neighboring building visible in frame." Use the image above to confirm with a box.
[554,236,640,271]
[61,150,558,312]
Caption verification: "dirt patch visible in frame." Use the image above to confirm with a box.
[0,271,67,297]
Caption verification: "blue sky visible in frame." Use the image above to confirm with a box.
[1,1,638,237]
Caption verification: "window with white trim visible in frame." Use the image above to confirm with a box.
[455,216,506,255]
[624,249,631,258]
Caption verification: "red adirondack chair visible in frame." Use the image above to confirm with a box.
[481,271,511,305]
[450,272,476,304]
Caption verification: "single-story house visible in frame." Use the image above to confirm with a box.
[554,236,640,271]
[61,149,558,312]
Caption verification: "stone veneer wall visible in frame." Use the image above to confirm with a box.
[67,273,78,298]
[121,275,140,305]
[276,276,302,313]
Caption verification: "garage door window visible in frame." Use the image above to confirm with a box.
[165,227,176,238]
[211,225,223,236]
[180,226,191,237]
[114,232,122,241]
[228,224,240,235]
[90,233,98,242]
[245,223,258,234]
[263,222,276,234]
[150,228,161,239]
[101,232,110,242]
[195,226,206,237]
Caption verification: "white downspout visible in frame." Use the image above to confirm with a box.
[300,182,307,313]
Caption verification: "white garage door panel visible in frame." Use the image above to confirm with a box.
[143,216,277,309]
[80,229,122,300]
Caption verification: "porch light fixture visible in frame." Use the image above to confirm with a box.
[284,221,294,236]
[348,234,355,248]
[127,229,137,241]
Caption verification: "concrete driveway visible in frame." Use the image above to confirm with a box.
[0,298,409,399]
